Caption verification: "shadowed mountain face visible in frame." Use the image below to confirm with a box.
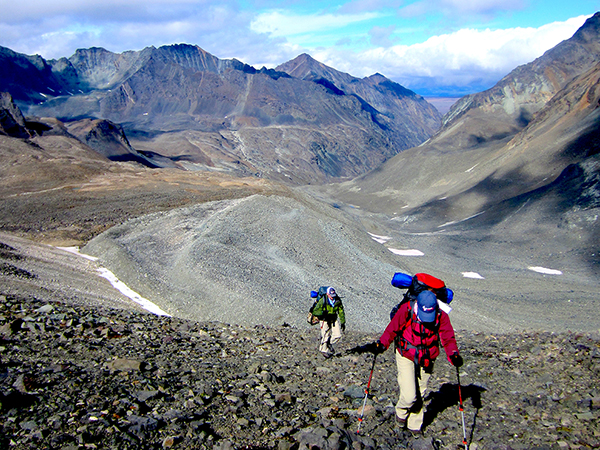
[0,44,441,185]
[318,13,600,277]
[276,54,441,147]
[0,92,30,139]
[64,119,165,168]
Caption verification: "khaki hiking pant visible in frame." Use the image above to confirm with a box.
[395,350,433,431]
[319,318,342,354]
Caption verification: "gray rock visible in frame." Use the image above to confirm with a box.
[19,420,37,431]
[344,385,366,399]
[106,358,142,371]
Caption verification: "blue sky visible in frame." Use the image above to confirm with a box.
[0,0,598,96]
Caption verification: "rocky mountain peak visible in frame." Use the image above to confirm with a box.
[366,73,387,82]
[152,43,224,74]
[276,52,353,85]
[572,11,600,43]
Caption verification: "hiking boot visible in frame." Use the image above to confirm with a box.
[395,415,407,428]
[321,351,332,359]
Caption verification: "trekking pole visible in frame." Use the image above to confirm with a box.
[356,353,377,434]
[456,366,468,450]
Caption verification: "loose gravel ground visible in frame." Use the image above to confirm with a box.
[1,293,599,450]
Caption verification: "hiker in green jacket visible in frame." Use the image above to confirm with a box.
[311,286,346,358]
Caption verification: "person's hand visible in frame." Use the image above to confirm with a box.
[450,353,463,367]
[363,341,385,355]
[372,341,385,354]
[346,341,384,354]
[341,323,346,332]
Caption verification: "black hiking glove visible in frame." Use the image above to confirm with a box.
[450,353,463,367]
[363,341,385,355]
[346,341,384,354]
[341,323,346,332]
[372,341,385,354]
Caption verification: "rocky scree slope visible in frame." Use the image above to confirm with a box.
[80,193,405,334]
[1,293,599,450]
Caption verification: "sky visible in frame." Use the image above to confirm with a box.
[0,0,598,97]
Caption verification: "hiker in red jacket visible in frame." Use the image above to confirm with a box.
[366,290,463,435]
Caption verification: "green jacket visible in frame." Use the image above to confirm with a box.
[312,294,346,325]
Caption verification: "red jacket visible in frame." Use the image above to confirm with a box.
[379,301,459,366]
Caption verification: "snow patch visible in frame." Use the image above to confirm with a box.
[368,232,391,244]
[462,272,484,279]
[55,246,170,316]
[388,248,424,256]
[97,268,171,316]
[438,211,485,228]
[528,266,563,275]
[438,300,452,314]
[57,246,98,261]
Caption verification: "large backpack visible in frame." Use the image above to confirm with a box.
[390,272,453,319]
[310,286,329,302]
[307,286,329,325]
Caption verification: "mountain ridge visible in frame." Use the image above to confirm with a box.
[0,44,442,185]
[441,12,600,145]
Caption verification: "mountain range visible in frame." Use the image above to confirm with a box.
[0,44,441,184]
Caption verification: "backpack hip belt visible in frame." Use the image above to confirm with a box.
[397,339,434,367]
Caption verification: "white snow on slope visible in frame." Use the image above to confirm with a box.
[57,246,98,261]
[368,232,391,244]
[56,246,171,316]
[388,248,425,256]
[462,272,485,279]
[97,268,171,316]
[528,266,563,275]
[438,211,485,228]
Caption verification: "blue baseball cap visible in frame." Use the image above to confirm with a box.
[416,291,438,323]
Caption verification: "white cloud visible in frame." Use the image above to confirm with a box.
[317,15,590,93]
[339,0,403,14]
[369,24,397,47]
[3,0,223,23]
[250,10,382,37]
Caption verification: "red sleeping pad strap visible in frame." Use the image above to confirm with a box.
[415,273,445,289]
